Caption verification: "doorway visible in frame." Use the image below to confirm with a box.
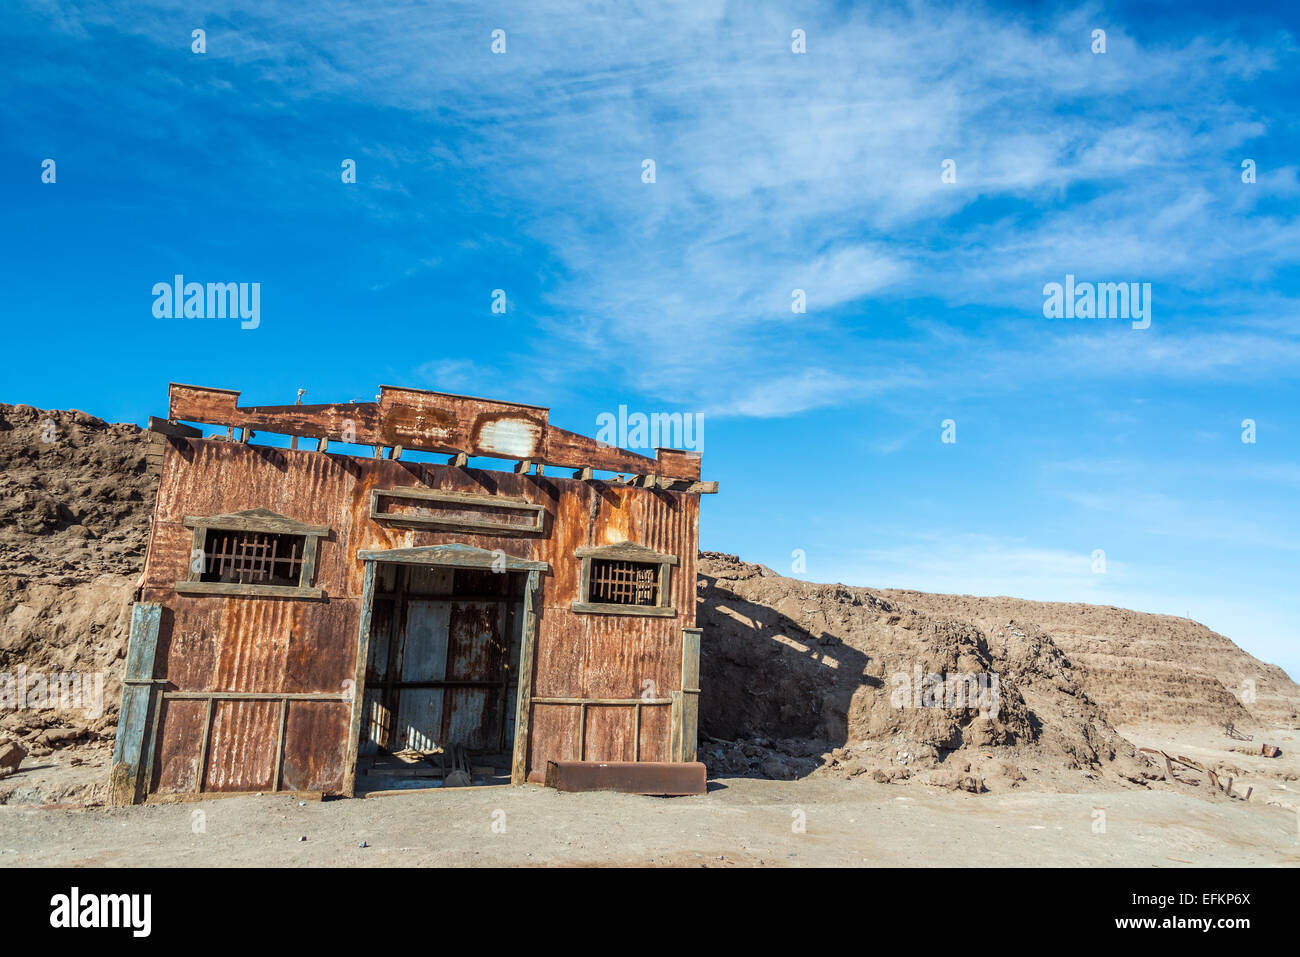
[355,560,529,792]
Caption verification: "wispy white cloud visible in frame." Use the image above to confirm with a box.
[833,531,1125,600]
[21,0,1298,416]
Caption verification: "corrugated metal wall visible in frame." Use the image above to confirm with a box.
[139,437,700,796]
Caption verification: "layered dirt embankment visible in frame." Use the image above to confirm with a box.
[878,589,1298,730]
[696,553,1300,798]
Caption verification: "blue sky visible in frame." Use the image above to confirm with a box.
[3,1,1299,679]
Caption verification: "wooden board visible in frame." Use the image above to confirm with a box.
[166,382,706,481]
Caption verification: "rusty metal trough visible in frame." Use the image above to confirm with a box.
[545,760,707,796]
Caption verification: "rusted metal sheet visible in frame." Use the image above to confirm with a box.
[169,383,382,444]
[545,760,706,795]
[378,385,548,460]
[206,700,278,791]
[583,705,637,763]
[150,698,205,794]
[280,701,349,792]
[637,703,672,763]
[395,600,449,751]
[545,424,661,475]
[443,600,506,749]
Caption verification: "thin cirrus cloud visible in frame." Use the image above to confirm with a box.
[20,0,1298,416]
[838,533,1123,600]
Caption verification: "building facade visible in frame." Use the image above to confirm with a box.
[109,383,715,804]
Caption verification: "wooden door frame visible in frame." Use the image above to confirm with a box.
[343,544,548,796]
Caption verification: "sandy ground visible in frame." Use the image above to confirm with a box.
[2,774,1297,868]
[1117,724,1300,809]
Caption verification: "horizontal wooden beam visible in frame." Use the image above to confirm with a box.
[174,581,325,599]
[570,601,677,617]
[147,416,201,439]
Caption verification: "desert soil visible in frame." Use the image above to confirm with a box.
[2,775,1297,868]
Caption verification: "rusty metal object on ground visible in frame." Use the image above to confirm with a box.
[544,760,706,795]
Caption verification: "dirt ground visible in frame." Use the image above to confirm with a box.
[2,774,1296,868]
[1116,723,1300,810]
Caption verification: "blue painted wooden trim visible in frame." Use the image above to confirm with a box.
[109,603,162,805]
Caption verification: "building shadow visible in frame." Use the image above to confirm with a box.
[695,572,871,781]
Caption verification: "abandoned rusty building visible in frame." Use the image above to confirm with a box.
[109,383,716,804]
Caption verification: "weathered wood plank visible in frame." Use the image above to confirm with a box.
[378,385,547,460]
[544,425,663,476]
[510,570,540,786]
[680,628,701,763]
[370,487,546,536]
[342,561,377,798]
[108,603,163,806]
[575,541,678,565]
[169,383,382,445]
[147,416,202,439]
[570,602,677,618]
[173,581,325,599]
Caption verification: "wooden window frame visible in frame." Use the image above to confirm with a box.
[571,542,678,618]
[174,508,329,599]
[370,487,546,536]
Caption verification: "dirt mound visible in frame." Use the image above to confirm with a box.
[0,403,155,582]
[697,553,1154,792]
[878,591,1300,731]
[0,404,153,798]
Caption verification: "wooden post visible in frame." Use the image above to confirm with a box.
[272,698,289,792]
[510,570,540,785]
[342,560,377,797]
[669,692,683,762]
[195,697,215,793]
[680,627,702,763]
[577,703,587,761]
[108,603,163,806]
[633,702,641,761]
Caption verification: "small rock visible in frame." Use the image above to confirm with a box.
[0,738,28,775]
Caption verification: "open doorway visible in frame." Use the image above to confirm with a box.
[356,561,529,793]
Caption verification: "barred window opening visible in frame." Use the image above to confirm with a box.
[588,559,658,607]
[200,531,308,588]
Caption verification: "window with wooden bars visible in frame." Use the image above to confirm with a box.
[174,508,329,599]
[572,542,677,617]
[588,558,659,606]
[199,531,309,588]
